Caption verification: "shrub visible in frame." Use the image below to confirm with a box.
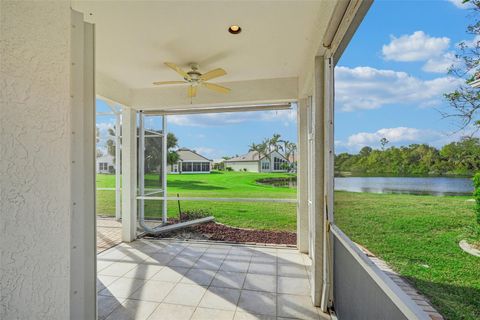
[225,167,233,171]
[474,173,480,225]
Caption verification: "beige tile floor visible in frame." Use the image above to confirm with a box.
[97,239,329,320]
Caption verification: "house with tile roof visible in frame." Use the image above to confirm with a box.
[224,150,289,172]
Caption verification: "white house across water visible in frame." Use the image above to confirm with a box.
[224,150,289,172]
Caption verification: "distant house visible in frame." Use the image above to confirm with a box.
[97,154,114,174]
[224,150,289,173]
[169,148,212,174]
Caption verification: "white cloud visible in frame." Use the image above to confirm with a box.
[448,0,475,9]
[422,52,458,73]
[335,66,462,111]
[168,108,296,127]
[337,127,477,152]
[338,127,449,152]
[382,31,450,62]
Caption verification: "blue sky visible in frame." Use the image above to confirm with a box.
[97,0,477,158]
[335,0,477,152]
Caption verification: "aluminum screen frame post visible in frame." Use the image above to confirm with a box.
[138,112,146,226]
[138,112,168,233]
[115,107,122,221]
[162,116,168,224]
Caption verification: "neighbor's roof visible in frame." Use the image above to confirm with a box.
[225,151,261,162]
[225,150,288,162]
[177,148,211,162]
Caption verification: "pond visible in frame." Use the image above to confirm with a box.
[257,177,297,188]
[258,176,474,196]
[335,177,474,196]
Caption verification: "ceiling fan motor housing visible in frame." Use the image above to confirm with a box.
[155,62,230,97]
[186,63,201,82]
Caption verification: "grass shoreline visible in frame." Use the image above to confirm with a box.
[334,191,479,320]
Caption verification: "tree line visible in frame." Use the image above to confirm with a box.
[335,137,480,176]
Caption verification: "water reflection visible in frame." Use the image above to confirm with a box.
[335,177,473,196]
[258,176,474,196]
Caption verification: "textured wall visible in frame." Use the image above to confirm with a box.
[0,2,71,319]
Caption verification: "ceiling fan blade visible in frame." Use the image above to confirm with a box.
[203,82,231,94]
[200,68,227,81]
[152,80,186,85]
[165,62,191,80]
[188,85,197,97]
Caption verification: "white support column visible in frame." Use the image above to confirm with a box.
[115,109,122,221]
[310,55,326,307]
[297,98,309,253]
[122,107,137,242]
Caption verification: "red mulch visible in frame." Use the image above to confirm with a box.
[151,220,296,245]
[194,222,296,245]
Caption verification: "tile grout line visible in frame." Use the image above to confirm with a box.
[187,243,232,320]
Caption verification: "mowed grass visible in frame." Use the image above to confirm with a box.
[96,171,297,231]
[335,191,480,320]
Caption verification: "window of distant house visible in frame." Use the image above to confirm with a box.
[262,161,270,170]
[99,162,108,171]
[192,163,200,172]
[182,162,192,172]
[273,157,286,170]
[202,162,210,172]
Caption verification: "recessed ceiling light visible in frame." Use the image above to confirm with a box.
[228,25,242,34]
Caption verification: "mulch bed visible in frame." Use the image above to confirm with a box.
[148,219,296,245]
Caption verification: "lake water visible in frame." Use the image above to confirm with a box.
[335,177,474,196]
[258,176,474,196]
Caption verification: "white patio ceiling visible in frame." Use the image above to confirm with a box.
[71,0,363,110]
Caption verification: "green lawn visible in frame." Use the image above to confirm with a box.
[96,171,297,231]
[335,191,480,320]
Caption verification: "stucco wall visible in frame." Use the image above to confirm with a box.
[0,2,72,319]
[225,161,259,172]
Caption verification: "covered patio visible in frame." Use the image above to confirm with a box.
[97,239,323,320]
[1,1,438,319]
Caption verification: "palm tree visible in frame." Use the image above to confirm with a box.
[249,142,269,160]
[285,142,297,162]
[259,139,270,160]
[269,133,282,152]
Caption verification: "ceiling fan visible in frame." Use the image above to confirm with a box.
[153,62,231,97]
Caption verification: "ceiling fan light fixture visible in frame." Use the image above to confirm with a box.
[228,25,242,34]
